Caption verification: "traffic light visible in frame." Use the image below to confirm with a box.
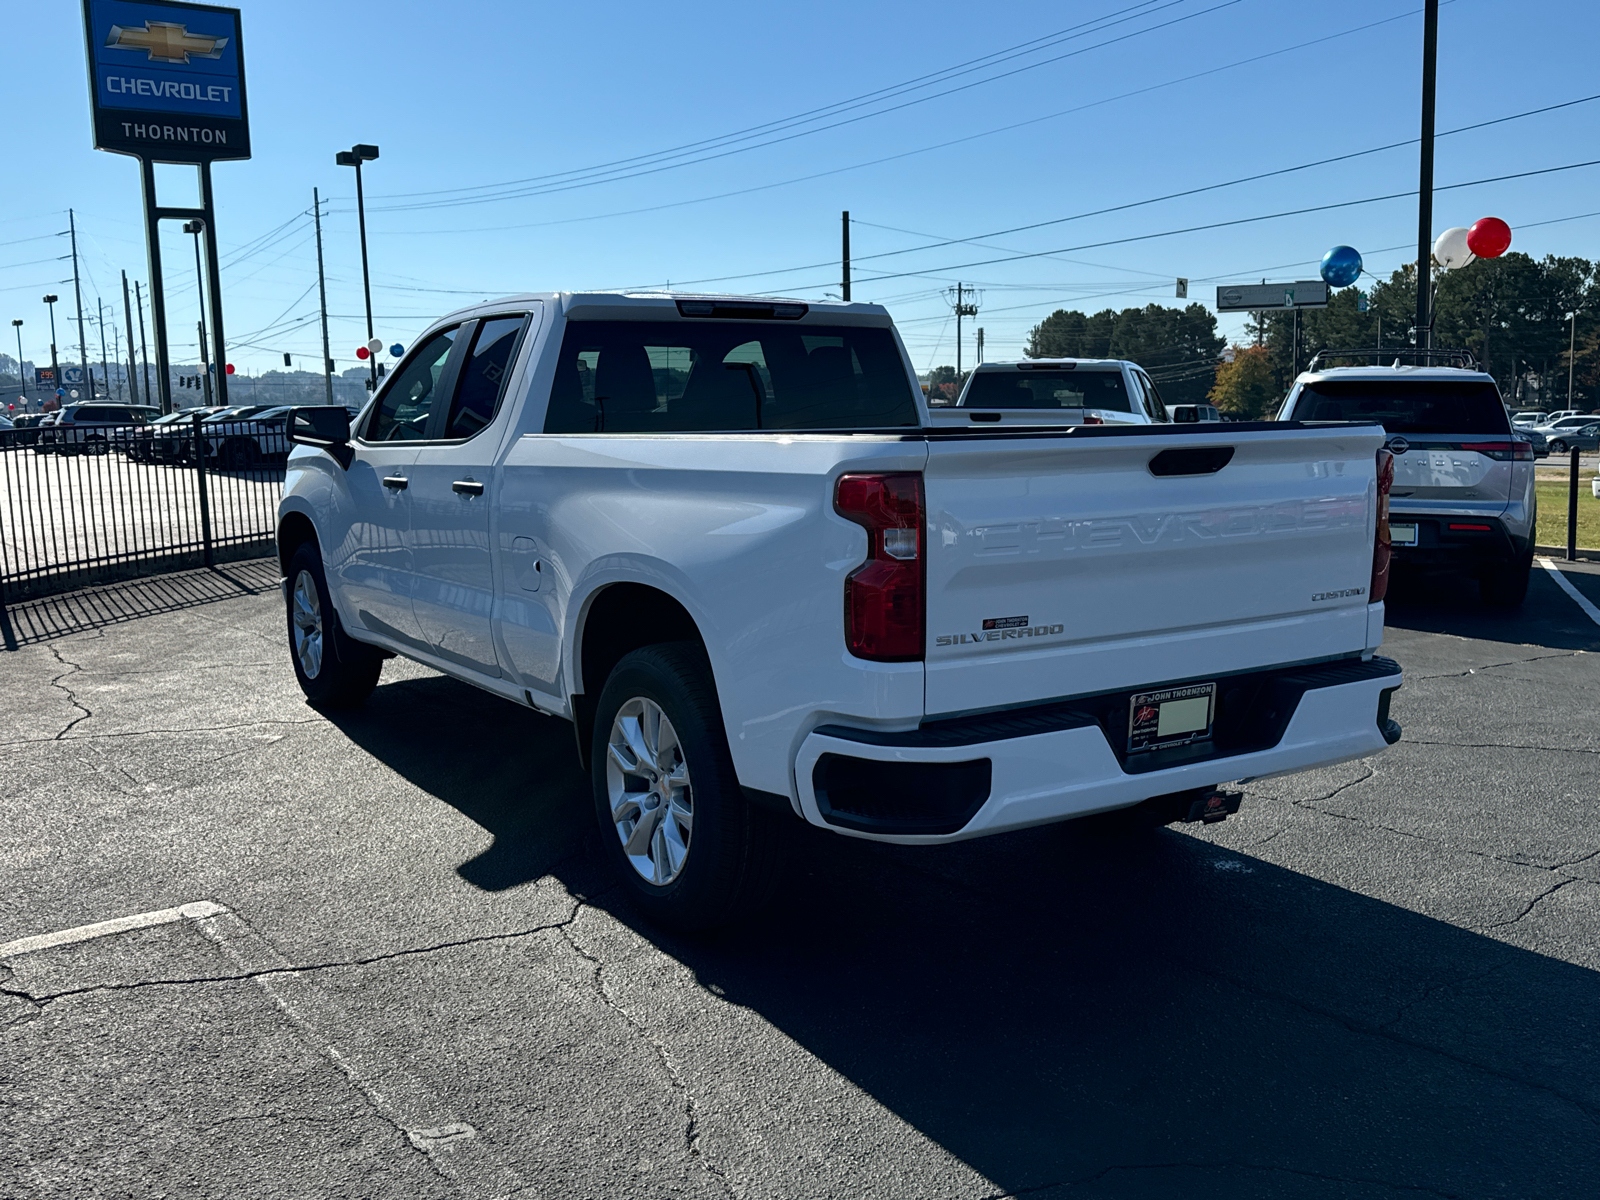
[283,353,292,367]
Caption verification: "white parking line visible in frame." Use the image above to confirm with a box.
[2,898,525,1198]
[1538,558,1600,627]
[0,900,225,958]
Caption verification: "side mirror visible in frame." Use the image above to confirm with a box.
[289,406,353,468]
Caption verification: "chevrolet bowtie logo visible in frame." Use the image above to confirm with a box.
[106,21,228,64]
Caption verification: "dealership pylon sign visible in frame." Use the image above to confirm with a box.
[81,0,248,414]
[83,0,249,161]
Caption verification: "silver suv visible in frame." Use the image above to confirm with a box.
[37,402,159,455]
[1278,352,1535,608]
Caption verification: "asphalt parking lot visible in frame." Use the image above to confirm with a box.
[2,558,1599,1199]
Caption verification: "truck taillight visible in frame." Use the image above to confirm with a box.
[835,473,925,661]
[1371,448,1393,604]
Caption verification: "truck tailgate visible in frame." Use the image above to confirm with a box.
[923,424,1385,716]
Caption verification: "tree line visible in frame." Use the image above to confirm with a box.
[1001,251,1599,419]
[1212,252,1600,417]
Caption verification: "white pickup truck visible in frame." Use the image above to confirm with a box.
[278,293,1402,928]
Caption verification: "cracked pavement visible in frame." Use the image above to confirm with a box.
[2,558,1599,1199]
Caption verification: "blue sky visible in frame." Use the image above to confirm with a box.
[6,0,1599,381]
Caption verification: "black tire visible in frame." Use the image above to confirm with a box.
[590,642,786,931]
[285,541,382,709]
[1480,552,1533,609]
[1550,439,1567,454]
[85,435,108,456]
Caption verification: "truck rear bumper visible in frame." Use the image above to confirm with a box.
[794,656,1401,844]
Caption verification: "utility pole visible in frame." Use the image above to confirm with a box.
[69,209,92,398]
[1415,0,1439,350]
[97,299,112,401]
[1569,311,1577,407]
[122,272,139,407]
[135,280,152,411]
[976,327,985,365]
[841,211,851,303]
[945,282,979,376]
[313,187,335,405]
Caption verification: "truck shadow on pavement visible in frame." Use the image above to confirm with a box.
[1384,565,1600,652]
[329,671,1600,1198]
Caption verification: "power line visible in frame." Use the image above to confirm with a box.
[778,157,1600,294]
[367,3,1446,237]
[369,0,1247,213]
[372,0,1186,204]
[627,88,1600,293]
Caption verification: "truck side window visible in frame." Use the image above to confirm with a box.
[366,327,457,442]
[442,316,526,440]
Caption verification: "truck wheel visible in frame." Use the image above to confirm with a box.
[1480,552,1532,609]
[590,642,785,931]
[286,541,382,709]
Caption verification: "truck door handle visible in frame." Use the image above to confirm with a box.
[452,479,484,496]
[382,476,408,490]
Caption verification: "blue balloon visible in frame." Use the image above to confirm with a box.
[1320,245,1363,288]
[389,343,405,357]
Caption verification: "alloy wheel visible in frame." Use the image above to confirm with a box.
[605,697,693,885]
[290,569,324,679]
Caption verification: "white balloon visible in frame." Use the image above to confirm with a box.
[1433,226,1474,270]
[367,337,384,353]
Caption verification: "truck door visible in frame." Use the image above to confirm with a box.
[334,326,461,649]
[406,312,535,678]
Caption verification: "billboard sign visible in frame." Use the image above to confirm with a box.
[82,0,249,162]
[62,366,86,385]
[1215,281,1328,313]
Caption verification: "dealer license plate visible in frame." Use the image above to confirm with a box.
[1390,522,1418,546]
[1128,683,1216,753]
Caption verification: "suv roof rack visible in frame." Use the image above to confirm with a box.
[1305,347,1479,373]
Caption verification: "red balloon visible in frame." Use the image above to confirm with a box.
[1466,217,1511,259]
[356,345,370,360]
[224,363,235,375]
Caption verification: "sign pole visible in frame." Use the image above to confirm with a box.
[139,159,173,415]
[199,161,228,406]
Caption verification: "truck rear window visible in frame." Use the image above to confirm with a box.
[960,369,1131,411]
[543,320,918,433]
[1294,380,1509,434]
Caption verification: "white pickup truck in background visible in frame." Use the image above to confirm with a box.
[278,293,1402,928]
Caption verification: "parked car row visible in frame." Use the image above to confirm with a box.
[7,402,365,467]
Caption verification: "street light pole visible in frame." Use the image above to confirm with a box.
[11,319,24,406]
[42,294,59,408]
[1568,311,1577,408]
[336,143,381,391]
[183,220,210,405]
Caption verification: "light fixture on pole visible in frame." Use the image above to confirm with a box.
[10,319,24,404]
[336,143,380,390]
[42,294,60,402]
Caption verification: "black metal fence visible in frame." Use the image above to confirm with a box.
[0,413,284,605]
